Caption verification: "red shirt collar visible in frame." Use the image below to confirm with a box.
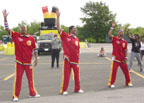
[69,33,76,38]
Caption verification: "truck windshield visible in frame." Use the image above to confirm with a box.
[39,35,54,40]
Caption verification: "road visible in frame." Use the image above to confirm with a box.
[0,49,144,103]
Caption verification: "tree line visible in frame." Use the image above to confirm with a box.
[0,21,41,40]
[0,1,144,42]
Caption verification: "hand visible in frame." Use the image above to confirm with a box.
[56,9,60,17]
[112,22,116,27]
[59,48,62,52]
[2,9,9,18]
[33,59,37,67]
[122,59,127,64]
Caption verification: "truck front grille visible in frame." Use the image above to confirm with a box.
[40,43,51,48]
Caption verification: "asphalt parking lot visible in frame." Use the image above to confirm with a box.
[0,46,144,103]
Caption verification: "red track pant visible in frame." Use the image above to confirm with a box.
[60,59,80,93]
[108,61,132,86]
[13,63,37,98]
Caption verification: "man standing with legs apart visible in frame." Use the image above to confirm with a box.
[2,10,40,102]
[56,8,84,95]
[51,34,61,68]
[108,22,133,88]
[127,30,143,72]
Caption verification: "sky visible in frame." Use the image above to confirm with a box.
[0,0,144,28]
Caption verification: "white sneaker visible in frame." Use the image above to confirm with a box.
[62,91,68,96]
[77,89,84,93]
[128,83,133,87]
[13,97,18,102]
[110,85,115,88]
[29,94,40,98]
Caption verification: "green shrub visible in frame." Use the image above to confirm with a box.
[87,38,96,43]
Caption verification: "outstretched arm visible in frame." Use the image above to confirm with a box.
[108,22,115,40]
[56,9,61,33]
[2,9,10,33]
[126,29,132,39]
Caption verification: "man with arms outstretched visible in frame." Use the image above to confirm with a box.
[2,10,40,102]
[56,8,84,95]
[108,22,133,88]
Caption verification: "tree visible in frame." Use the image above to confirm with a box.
[124,26,144,38]
[135,27,144,36]
[27,21,41,36]
[13,21,27,33]
[121,23,131,34]
[61,25,69,33]
[0,21,70,40]
[12,21,41,36]
[0,26,9,39]
[78,1,116,42]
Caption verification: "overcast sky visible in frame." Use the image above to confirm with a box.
[0,0,144,28]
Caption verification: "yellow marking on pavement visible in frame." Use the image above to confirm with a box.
[3,57,40,81]
[105,57,112,62]
[131,70,144,79]
[105,57,144,79]
[0,57,8,61]
[3,73,15,81]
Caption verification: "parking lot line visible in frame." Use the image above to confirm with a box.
[131,70,144,79]
[105,57,112,62]
[3,73,15,81]
[105,57,144,79]
[3,57,41,81]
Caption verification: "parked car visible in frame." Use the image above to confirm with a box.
[2,35,12,44]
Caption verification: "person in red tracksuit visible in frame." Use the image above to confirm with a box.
[56,8,84,95]
[108,22,133,88]
[2,10,40,102]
